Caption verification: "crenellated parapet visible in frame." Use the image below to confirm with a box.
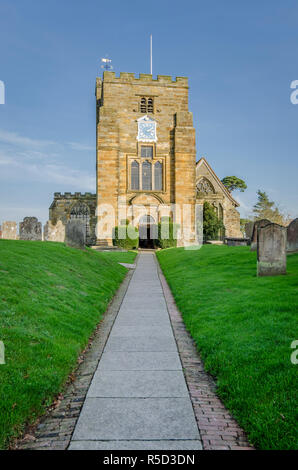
[54,192,96,199]
[96,71,188,87]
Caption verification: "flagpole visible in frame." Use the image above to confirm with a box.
[150,35,153,75]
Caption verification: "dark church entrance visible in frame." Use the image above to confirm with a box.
[139,215,157,249]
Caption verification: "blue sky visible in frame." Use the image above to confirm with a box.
[0,0,297,224]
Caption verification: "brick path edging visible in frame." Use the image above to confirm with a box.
[157,259,254,451]
[15,267,135,450]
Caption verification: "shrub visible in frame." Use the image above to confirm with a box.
[203,201,225,241]
[156,218,179,249]
[113,224,139,250]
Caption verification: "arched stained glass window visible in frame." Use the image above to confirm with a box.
[154,161,163,191]
[131,160,139,190]
[142,161,152,190]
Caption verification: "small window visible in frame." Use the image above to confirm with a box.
[142,161,152,190]
[140,97,147,113]
[147,98,154,113]
[141,145,153,158]
[154,161,163,191]
[131,161,139,190]
[140,97,154,113]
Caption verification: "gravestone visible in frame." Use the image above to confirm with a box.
[225,237,250,246]
[257,223,287,276]
[287,218,298,253]
[65,219,85,249]
[1,221,17,240]
[245,221,254,240]
[250,219,271,251]
[19,217,42,241]
[44,220,65,243]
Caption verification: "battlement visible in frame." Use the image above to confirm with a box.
[54,192,96,199]
[97,71,188,87]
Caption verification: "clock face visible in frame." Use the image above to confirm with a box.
[137,116,157,142]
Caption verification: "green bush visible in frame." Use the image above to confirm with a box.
[156,218,179,249]
[203,201,225,241]
[113,224,139,250]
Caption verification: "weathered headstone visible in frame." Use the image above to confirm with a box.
[225,237,250,246]
[287,218,298,253]
[245,221,254,240]
[19,217,42,241]
[65,219,85,249]
[250,219,271,251]
[1,221,17,240]
[44,220,65,243]
[257,223,287,276]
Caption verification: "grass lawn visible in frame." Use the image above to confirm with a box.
[0,240,136,449]
[157,245,298,450]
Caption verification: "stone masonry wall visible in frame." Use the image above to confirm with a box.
[49,193,96,246]
[95,71,197,245]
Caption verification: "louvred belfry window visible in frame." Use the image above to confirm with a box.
[140,98,147,113]
[140,97,154,114]
[147,98,154,113]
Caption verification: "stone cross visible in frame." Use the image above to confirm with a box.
[286,218,298,253]
[1,221,17,240]
[19,217,42,241]
[250,219,271,251]
[65,219,86,249]
[257,223,287,276]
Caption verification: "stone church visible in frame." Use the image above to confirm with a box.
[49,71,241,246]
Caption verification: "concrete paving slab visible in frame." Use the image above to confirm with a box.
[117,305,169,316]
[87,370,189,398]
[109,325,173,338]
[97,351,182,371]
[114,317,170,325]
[104,335,177,352]
[118,263,136,269]
[69,440,203,450]
[69,253,202,450]
[72,398,200,441]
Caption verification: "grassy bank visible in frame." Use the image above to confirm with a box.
[157,245,298,450]
[0,240,136,449]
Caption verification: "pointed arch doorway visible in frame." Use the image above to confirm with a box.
[139,215,157,249]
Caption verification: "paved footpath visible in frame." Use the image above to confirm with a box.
[69,253,202,450]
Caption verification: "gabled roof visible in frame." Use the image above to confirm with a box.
[196,157,240,207]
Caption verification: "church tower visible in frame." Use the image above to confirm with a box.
[95,71,197,246]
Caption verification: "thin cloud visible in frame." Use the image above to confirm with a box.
[0,129,56,148]
[68,142,94,152]
[0,129,95,191]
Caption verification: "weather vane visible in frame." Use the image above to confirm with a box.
[101,56,113,71]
